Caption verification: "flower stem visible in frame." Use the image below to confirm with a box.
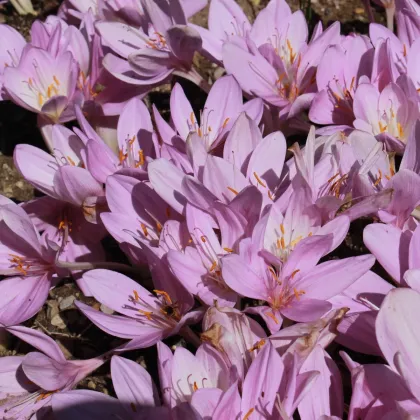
[55,260,145,276]
[179,326,201,347]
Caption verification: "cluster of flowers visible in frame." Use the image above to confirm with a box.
[1,0,420,418]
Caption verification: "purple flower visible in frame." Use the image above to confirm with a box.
[0,24,26,99]
[0,197,65,310]
[201,305,266,384]
[222,0,341,118]
[96,0,202,86]
[4,46,79,122]
[0,326,104,419]
[353,82,418,152]
[52,355,170,419]
[83,97,157,182]
[13,130,107,293]
[167,203,243,307]
[222,234,375,332]
[75,269,200,351]
[58,0,207,25]
[309,34,373,127]
[190,0,253,64]
[159,75,263,153]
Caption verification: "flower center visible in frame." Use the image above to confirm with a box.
[8,254,49,277]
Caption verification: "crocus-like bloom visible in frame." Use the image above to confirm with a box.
[0,197,64,307]
[53,355,170,419]
[96,0,202,86]
[83,97,157,182]
[167,203,245,307]
[353,81,419,152]
[222,234,375,332]
[201,305,266,384]
[222,0,341,118]
[309,34,372,127]
[58,0,207,24]
[4,46,79,122]
[13,128,105,222]
[100,170,186,268]
[14,128,107,294]
[75,269,201,351]
[190,0,252,64]
[261,183,350,263]
[157,75,263,153]
[29,16,90,76]
[149,118,286,214]
[0,24,26,99]
[0,326,105,419]
[169,343,231,406]
[210,341,320,420]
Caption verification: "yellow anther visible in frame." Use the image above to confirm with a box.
[156,221,162,233]
[266,311,279,324]
[154,289,173,304]
[397,122,404,139]
[290,236,303,247]
[280,237,286,249]
[243,408,255,420]
[379,121,387,133]
[227,186,239,195]
[293,288,305,300]
[374,169,383,187]
[138,309,153,320]
[248,339,266,352]
[67,156,76,166]
[119,149,127,163]
[140,223,149,237]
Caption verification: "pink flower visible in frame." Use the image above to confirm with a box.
[75,269,201,351]
[222,234,375,332]
[4,46,79,122]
